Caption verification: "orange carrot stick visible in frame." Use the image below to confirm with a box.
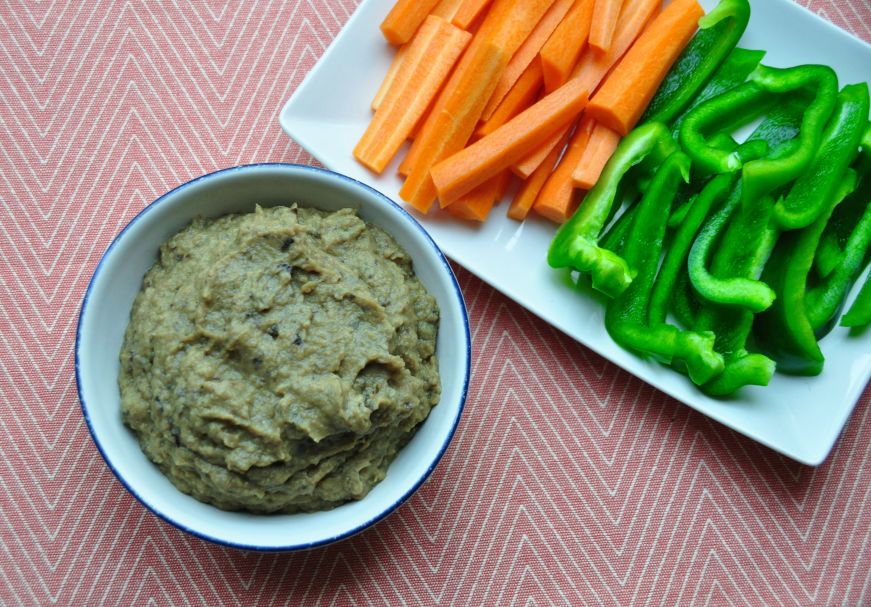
[572,0,661,90]
[355,16,471,174]
[477,61,543,138]
[512,128,566,179]
[447,170,512,221]
[399,42,508,212]
[588,0,623,53]
[539,0,595,93]
[399,0,557,212]
[572,122,620,188]
[507,130,570,220]
[432,0,466,21]
[587,0,703,135]
[533,116,596,223]
[452,0,495,30]
[372,45,408,111]
[481,0,575,121]
[381,0,442,45]
[431,77,589,205]
[513,0,658,176]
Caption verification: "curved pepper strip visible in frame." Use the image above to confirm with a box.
[650,173,737,325]
[604,152,725,385]
[805,175,870,335]
[655,100,808,330]
[669,47,766,139]
[840,277,871,328]
[741,65,839,203]
[679,64,839,197]
[687,103,813,395]
[754,173,858,375]
[548,123,678,298]
[687,182,777,312]
[640,0,751,125]
[774,83,870,230]
[693,191,780,394]
[815,126,871,278]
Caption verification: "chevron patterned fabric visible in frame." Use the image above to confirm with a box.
[1,1,870,605]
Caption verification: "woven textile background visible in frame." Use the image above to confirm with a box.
[1,1,870,605]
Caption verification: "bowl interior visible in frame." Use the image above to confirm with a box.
[76,164,470,550]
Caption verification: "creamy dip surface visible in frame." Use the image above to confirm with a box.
[119,205,441,513]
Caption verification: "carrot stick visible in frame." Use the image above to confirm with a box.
[572,0,661,90]
[399,41,508,212]
[533,115,596,223]
[399,0,557,211]
[589,0,623,53]
[447,171,512,221]
[355,16,471,174]
[372,45,408,111]
[512,0,658,176]
[587,0,703,135]
[512,128,565,178]
[432,0,466,21]
[481,0,576,122]
[381,0,442,45]
[452,0,495,30]
[507,130,570,220]
[572,122,620,188]
[539,0,595,93]
[431,77,589,205]
[477,61,543,138]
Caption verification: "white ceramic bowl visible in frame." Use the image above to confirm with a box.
[76,164,471,551]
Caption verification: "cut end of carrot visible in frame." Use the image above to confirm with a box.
[512,126,567,179]
[539,0,596,93]
[572,122,621,187]
[534,191,582,223]
[447,171,511,221]
[451,0,494,30]
[588,0,623,53]
[381,0,442,45]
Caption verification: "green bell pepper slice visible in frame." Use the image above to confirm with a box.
[755,173,858,375]
[670,47,766,139]
[604,152,725,385]
[774,83,870,230]
[841,276,871,328]
[679,64,838,199]
[641,0,751,125]
[687,181,777,313]
[548,122,678,298]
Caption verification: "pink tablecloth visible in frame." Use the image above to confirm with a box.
[1,1,870,605]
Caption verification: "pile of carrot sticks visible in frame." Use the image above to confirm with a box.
[355,0,703,222]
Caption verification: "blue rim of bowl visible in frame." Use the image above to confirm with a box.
[74,163,471,552]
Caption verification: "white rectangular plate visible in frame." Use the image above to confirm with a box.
[280,0,871,465]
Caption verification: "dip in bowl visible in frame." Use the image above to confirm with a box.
[76,164,470,550]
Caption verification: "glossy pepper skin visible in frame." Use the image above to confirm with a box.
[548,123,678,298]
[663,103,809,394]
[687,181,777,313]
[815,146,870,279]
[604,152,725,385]
[669,47,766,139]
[805,181,871,335]
[640,0,751,126]
[679,64,838,201]
[755,173,858,375]
[774,83,870,229]
[841,277,871,328]
[650,173,736,325]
